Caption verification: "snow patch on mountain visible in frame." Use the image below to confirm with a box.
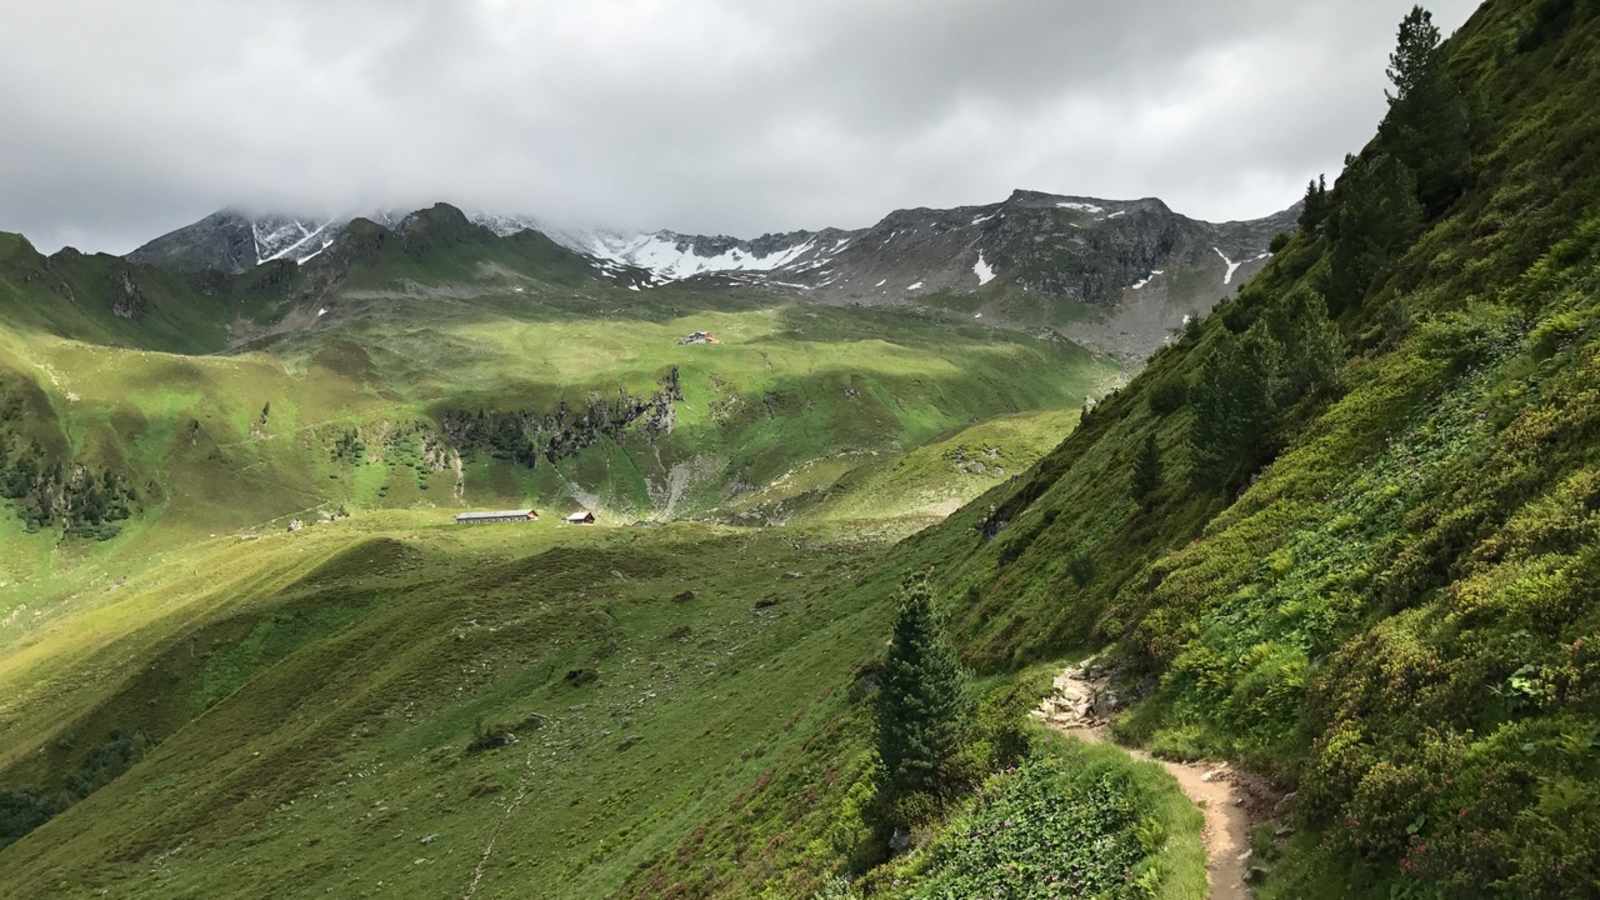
[1214,247,1243,285]
[262,223,333,264]
[973,252,996,286]
[296,241,332,265]
[1130,269,1165,290]
[1057,201,1105,214]
[586,233,818,280]
[250,218,325,265]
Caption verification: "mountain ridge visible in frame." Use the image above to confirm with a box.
[123,189,1298,361]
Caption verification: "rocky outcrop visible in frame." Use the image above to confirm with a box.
[111,268,147,320]
[395,203,499,258]
[126,209,325,273]
[1032,657,1128,730]
[438,368,682,468]
[125,204,556,276]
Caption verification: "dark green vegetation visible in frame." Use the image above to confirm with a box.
[875,576,969,814]
[860,737,1205,900]
[0,373,137,538]
[851,1,1600,895]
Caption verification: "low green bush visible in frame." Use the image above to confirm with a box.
[871,733,1205,900]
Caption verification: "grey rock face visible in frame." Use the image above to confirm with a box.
[127,209,341,273]
[575,188,1298,362]
[111,268,147,319]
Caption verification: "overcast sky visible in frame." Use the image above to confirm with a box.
[2,0,1478,255]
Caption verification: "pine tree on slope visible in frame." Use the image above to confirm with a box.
[876,574,967,808]
[1299,174,1329,234]
[1188,329,1277,487]
[1327,152,1424,313]
[1381,5,1470,214]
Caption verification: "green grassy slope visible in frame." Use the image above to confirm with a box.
[719,407,1084,524]
[0,515,886,897]
[0,161,1143,899]
[0,298,1113,619]
[0,510,1205,899]
[0,204,1117,635]
[0,232,297,354]
[844,1,1600,895]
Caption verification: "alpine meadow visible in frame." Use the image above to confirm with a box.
[4,1,1600,898]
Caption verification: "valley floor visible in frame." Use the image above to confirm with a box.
[0,513,908,897]
[0,505,1222,900]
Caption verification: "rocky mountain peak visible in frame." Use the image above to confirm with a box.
[120,189,1297,361]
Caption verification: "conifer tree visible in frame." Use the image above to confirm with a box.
[1298,174,1329,233]
[1131,432,1161,508]
[1188,330,1276,486]
[1327,153,1423,312]
[1385,6,1441,103]
[1265,288,1345,404]
[1285,290,1345,400]
[876,574,967,803]
[1380,6,1470,214]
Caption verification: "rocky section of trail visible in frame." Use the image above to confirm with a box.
[1034,659,1283,900]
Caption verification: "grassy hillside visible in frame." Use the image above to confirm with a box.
[0,232,297,354]
[841,1,1600,895]
[0,298,1112,617]
[0,514,883,896]
[0,508,1209,899]
[0,206,1117,630]
[0,148,1148,900]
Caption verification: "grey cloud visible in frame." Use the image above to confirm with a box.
[0,0,1479,254]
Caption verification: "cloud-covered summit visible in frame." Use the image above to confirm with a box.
[0,0,1474,254]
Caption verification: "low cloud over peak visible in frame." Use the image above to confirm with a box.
[1,0,1476,254]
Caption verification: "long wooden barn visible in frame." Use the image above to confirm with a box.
[454,509,538,525]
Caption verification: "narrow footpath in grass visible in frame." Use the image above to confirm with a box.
[1034,661,1270,900]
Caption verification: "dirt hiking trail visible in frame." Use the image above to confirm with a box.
[1034,660,1276,900]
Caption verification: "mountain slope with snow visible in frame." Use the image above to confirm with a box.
[565,190,1296,360]
[125,189,1296,360]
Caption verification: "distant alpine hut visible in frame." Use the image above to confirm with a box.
[564,510,596,525]
[678,330,719,345]
[455,508,538,525]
